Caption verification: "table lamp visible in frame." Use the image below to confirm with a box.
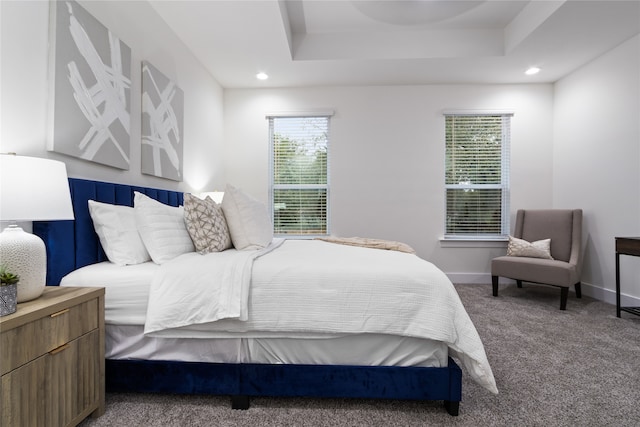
[198,191,224,204]
[0,154,74,302]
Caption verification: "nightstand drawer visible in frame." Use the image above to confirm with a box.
[0,298,98,375]
[1,329,101,427]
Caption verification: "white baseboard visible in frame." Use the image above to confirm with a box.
[581,282,640,307]
[446,273,512,285]
[446,273,640,307]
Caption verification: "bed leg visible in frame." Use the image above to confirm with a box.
[231,395,250,410]
[444,400,459,416]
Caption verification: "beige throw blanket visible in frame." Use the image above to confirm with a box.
[315,236,416,254]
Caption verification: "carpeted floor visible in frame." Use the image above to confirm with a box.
[79,283,640,426]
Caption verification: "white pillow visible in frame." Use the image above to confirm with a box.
[221,184,273,250]
[88,200,151,266]
[134,192,195,264]
[507,236,554,260]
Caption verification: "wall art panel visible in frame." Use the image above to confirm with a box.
[141,61,184,181]
[48,0,132,169]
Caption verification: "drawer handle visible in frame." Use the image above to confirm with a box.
[50,308,70,318]
[50,344,70,355]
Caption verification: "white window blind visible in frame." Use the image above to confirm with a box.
[444,113,512,239]
[268,115,330,236]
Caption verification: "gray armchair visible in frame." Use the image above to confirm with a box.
[491,209,583,310]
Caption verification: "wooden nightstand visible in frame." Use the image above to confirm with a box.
[0,286,105,426]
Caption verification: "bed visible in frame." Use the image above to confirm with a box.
[33,178,497,416]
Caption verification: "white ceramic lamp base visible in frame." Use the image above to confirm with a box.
[0,225,46,302]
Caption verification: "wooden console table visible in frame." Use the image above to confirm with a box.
[615,237,640,317]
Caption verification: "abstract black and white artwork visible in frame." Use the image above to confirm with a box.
[48,0,132,169]
[141,61,184,181]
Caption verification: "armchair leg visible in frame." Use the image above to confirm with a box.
[492,276,499,297]
[516,280,523,288]
[575,282,582,298]
[560,287,568,310]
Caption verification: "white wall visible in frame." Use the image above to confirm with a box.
[1,0,225,194]
[554,35,640,304]
[224,84,554,278]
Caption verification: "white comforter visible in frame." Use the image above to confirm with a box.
[144,239,497,394]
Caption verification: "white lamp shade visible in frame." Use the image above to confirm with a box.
[0,154,74,302]
[0,155,74,221]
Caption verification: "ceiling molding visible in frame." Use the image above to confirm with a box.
[149,0,640,88]
[504,0,566,54]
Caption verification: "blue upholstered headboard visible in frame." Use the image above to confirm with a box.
[33,178,183,286]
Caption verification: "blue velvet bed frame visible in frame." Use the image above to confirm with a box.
[33,178,462,416]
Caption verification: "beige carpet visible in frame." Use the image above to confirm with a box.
[80,283,640,427]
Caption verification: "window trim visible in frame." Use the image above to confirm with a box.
[265,111,334,119]
[267,113,332,237]
[438,237,508,248]
[442,110,513,241]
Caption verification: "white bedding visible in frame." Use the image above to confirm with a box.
[143,239,498,394]
[61,261,157,324]
[61,239,497,394]
[62,258,449,368]
[247,334,447,367]
[145,239,284,330]
[105,325,448,368]
[106,325,243,362]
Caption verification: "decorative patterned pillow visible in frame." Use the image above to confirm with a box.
[507,236,554,260]
[183,193,232,254]
[134,192,195,264]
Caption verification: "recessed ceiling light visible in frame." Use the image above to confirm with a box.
[525,67,541,76]
[256,72,269,80]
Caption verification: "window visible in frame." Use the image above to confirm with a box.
[268,114,330,236]
[444,112,512,239]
